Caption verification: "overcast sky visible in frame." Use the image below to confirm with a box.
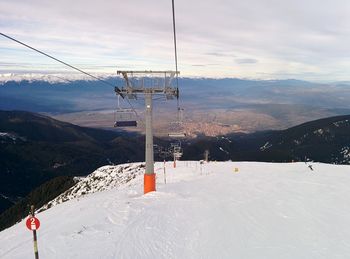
[1,0,350,81]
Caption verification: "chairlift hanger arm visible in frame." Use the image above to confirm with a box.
[115,70,179,99]
[114,87,125,98]
[118,88,177,94]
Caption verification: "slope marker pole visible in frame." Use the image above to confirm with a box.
[164,160,167,184]
[25,205,40,259]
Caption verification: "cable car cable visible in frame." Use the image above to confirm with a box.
[171,0,182,124]
[0,32,142,122]
[0,32,122,94]
[171,0,179,90]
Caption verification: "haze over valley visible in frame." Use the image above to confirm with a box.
[1,77,350,136]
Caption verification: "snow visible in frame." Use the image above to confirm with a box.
[313,128,324,136]
[221,136,232,143]
[0,194,10,200]
[1,161,350,259]
[333,120,349,127]
[260,141,272,151]
[39,163,145,211]
[0,132,16,140]
[219,147,229,154]
[0,132,26,143]
[293,139,301,145]
[340,147,350,163]
[312,128,334,141]
[0,73,115,84]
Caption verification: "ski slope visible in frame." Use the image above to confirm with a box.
[1,161,350,259]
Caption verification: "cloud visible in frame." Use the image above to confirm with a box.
[235,58,258,64]
[191,64,206,67]
[206,52,235,57]
[1,0,350,80]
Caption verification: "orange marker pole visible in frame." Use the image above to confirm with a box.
[144,173,156,193]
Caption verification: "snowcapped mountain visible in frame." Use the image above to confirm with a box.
[0,73,115,84]
[1,161,350,259]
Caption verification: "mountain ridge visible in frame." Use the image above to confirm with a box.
[0,110,145,215]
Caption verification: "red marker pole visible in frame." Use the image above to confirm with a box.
[26,205,40,259]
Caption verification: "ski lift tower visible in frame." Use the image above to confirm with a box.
[116,70,179,194]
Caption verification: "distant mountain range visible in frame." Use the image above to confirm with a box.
[1,77,350,133]
[0,73,116,84]
[0,110,349,230]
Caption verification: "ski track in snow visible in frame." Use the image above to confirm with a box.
[1,161,350,259]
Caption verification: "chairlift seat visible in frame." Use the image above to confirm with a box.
[114,121,137,127]
[174,152,182,159]
[114,108,137,127]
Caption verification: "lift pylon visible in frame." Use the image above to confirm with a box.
[116,70,179,194]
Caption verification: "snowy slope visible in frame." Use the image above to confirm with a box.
[1,161,350,259]
[38,163,145,212]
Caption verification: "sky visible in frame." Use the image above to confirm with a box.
[1,0,350,81]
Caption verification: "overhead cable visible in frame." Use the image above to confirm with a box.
[0,32,122,95]
[171,0,179,90]
[0,32,144,122]
[171,0,181,122]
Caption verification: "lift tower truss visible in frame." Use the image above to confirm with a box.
[115,70,179,194]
